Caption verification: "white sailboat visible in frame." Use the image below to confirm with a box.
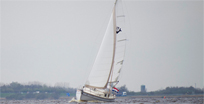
[76,0,126,102]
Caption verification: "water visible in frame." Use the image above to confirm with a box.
[0,96,203,104]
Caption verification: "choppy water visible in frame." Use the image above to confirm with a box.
[1,96,203,104]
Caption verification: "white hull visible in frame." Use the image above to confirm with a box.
[76,89,115,102]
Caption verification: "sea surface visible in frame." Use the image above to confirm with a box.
[0,96,203,104]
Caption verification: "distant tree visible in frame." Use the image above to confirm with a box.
[152,86,203,95]
[118,85,128,92]
[10,82,23,93]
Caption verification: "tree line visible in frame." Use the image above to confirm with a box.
[117,85,204,96]
[0,82,76,100]
[1,82,203,100]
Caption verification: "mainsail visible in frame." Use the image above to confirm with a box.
[110,0,126,84]
[85,0,126,89]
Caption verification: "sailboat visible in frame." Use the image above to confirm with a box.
[76,0,126,102]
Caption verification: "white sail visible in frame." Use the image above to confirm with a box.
[85,10,116,89]
[85,0,125,89]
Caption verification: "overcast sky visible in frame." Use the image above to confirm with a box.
[1,0,203,91]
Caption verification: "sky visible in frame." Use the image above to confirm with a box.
[1,0,203,92]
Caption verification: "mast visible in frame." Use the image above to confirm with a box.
[109,0,117,91]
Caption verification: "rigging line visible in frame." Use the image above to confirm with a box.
[117,39,127,42]
[117,15,125,17]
